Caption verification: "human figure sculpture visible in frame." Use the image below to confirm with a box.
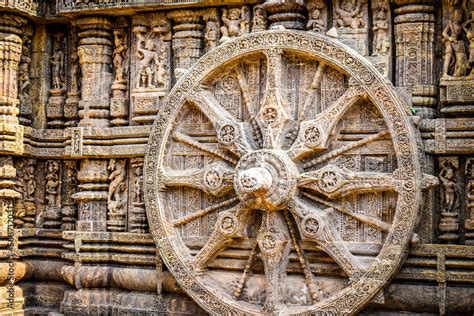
[373,5,389,55]
[252,5,267,32]
[220,8,247,43]
[18,43,31,97]
[50,35,65,89]
[334,0,365,29]
[133,165,143,204]
[463,11,474,76]
[108,159,126,203]
[307,8,325,33]
[240,6,250,35]
[439,160,457,213]
[45,161,60,207]
[205,18,219,51]
[442,8,468,77]
[113,28,127,83]
[135,33,160,89]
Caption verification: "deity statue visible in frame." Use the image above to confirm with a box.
[50,34,65,90]
[334,0,365,29]
[133,164,144,204]
[442,8,468,77]
[252,5,267,32]
[113,28,128,83]
[373,5,390,55]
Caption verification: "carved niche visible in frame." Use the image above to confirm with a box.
[145,31,434,314]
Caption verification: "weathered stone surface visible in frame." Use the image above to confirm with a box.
[0,1,472,315]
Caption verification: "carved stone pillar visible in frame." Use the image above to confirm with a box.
[76,17,114,128]
[73,159,108,231]
[0,13,25,154]
[168,10,204,79]
[263,0,306,30]
[394,2,436,118]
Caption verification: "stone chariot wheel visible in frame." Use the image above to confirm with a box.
[145,30,427,315]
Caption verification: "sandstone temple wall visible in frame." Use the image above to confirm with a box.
[0,0,473,315]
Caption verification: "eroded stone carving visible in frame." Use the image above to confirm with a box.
[107,158,127,231]
[438,157,460,243]
[252,5,267,32]
[47,32,66,128]
[220,6,250,43]
[145,31,429,315]
[18,25,32,126]
[44,160,62,228]
[307,0,327,33]
[111,17,130,127]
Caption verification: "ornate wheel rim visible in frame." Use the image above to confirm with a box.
[145,30,422,315]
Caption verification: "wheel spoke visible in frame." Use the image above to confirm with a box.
[299,164,401,199]
[172,197,239,227]
[192,203,249,272]
[172,131,238,164]
[297,62,326,122]
[187,88,252,156]
[255,49,290,149]
[289,197,367,278]
[162,161,234,196]
[287,85,367,160]
[302,130,390,169]
[302,192,390,232]
[257,211,291,312]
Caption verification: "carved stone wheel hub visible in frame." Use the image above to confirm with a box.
[145,30,426,315]
[235,150,298,210]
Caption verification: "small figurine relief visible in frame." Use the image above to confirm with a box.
[111,17,130,127]
[44,160,62,229]
[372,3,390,56]
[252,5,267,32]
[334,0,365,29]
[307,0,326,33]
[47,32,66,128]
[204,9,220,52]
[62,161,78,231]
[438,158,460,243]
[465,158,474,245]
[107,159,127,231]
[14,159,36,228]
[18,27,33,126]
[130,158,148,233]
[65,27,80,127]
[51,34,65,90]
[220,7,250,44]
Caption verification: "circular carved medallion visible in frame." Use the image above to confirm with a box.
[145,30,422,315]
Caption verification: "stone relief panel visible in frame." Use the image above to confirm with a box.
[440,0,474,114]
[131,13,172,125]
